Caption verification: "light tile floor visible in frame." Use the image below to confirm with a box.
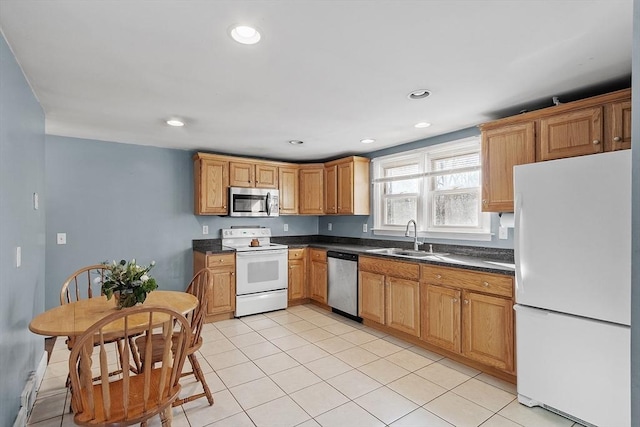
[27,304,585,427]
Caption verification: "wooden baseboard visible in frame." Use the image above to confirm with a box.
[362,319,517,384]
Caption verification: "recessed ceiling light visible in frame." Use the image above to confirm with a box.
[414,122,431,128]
[408,89,431,100]
[360,138,375,144]
[230,25,261,45]
[166,119,185,127]
[288,140,304,145]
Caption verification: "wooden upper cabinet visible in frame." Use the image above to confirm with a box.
[194,156,229,215]
[229,161,279,189]
[606,99,632,151]
[324,164,338,214]
[324,156,370,215]
[279,166,299,215]
[538,106,603,161]
[481,122,535,212]
[299,165,324,215]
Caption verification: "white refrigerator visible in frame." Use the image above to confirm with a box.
[514,150,631,427]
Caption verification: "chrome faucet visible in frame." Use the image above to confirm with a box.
[404,219,421,251]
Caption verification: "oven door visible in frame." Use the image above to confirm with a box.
[235,249,288,295]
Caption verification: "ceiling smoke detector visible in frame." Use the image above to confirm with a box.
[408,89,431,100]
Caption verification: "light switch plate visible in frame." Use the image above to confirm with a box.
[283,224,289,232]
[33,192,39,210]
[328,223,332,231]
[498,226,508,239]
[16,246,21,267]
[57,233,67,245]
[202,225,209,235]
[362,224,368,233]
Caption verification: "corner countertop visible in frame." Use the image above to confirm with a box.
[193,236,515,276]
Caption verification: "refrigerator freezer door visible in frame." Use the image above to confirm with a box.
[515,305,630,427]
[514,150,631,325]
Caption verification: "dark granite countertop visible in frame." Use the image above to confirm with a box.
[193,235,514,276]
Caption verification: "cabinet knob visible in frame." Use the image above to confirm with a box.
[230,272,235,276]
[219,259,224,263]
[482,199,487,205]
[613,136,622,142]
[592,139,600,145]
[452,298,458,303]
[464,299,469,304]
[482,281,490,287]
[435,274,442,279]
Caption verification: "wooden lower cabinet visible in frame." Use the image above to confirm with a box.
[420,284,461,353]
[288,248,306,302]
[358,256,420,337]
[386,277,420,337]
[193,251,236,321]
[358,270,385,323]
[309,249,327,303]
[418,265,515,373]
[462,291,514,372]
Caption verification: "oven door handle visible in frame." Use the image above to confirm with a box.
[236,249,288,257]
[266,192,272,216]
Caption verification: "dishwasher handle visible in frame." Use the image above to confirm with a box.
[326,251,358,262]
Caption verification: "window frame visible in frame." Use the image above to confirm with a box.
[372,136,491,241]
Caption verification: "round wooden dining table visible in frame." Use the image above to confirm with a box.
[29,290,198,337]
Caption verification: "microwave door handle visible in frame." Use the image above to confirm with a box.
[266,192,271,216]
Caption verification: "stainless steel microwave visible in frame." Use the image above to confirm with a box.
[229,187,280,217]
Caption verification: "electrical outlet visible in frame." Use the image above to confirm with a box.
[284,224,289,232]
[202,225,209,235]
[498,226,508,239]
[56,233,66,245]
[328,223,332,231]
[362,224,368,233]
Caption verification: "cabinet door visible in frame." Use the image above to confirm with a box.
[539,107,603,161]
[337,162,354,214]
[420,284,461,353]
[309,260,327,303]
[462,291,514,372]
[481,122,535,212]
[358,270,385,323]
[385,276,420,337]
[256,164,279,189]
[229,161,255,187]
[207,265,236,316]
[195,159,229,214]
[607,99,632,151]
[288,259,306,301]
[279,166,299,214]
[324,165,337,214]
[299,167,324,214]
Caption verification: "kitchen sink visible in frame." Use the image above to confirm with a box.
[365,247,449,258]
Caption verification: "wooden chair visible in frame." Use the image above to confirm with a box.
[60,265,142,375]
[135,269,214,406]
[68,305,192,426]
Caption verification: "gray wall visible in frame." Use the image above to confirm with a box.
[44,136,318,310]
[631,0,639,424]
[319,127,513,249]
[0,34,46,426]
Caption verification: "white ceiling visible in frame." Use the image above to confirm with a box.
[0,0,632,161]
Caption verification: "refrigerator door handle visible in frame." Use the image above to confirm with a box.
[514,193,523,295]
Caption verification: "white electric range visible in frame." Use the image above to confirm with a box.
[221,227,288,317]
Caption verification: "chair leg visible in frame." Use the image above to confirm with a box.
[172,353,214,406]
[159,406,173,426]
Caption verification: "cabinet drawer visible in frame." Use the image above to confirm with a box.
[359,256,419,281]
[288,248,306,260]
[309,248,327,262]
[420,265,513,298]
[206,253,236,268]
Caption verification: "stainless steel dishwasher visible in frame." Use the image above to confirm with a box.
[327,251,360,320]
